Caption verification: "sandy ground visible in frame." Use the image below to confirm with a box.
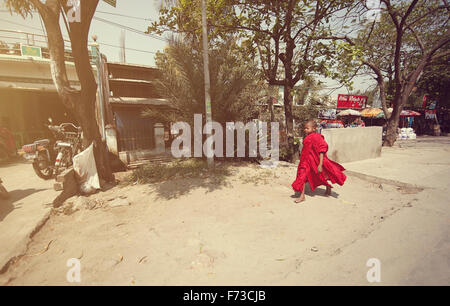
[0,137,449,286]
[0,160,58,272]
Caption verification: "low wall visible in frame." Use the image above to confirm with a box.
[321,127,382,163]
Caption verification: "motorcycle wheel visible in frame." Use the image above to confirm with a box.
[32,152,54,180]
[0,184,9,199]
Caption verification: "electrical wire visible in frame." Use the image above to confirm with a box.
[95,10,154,22]
[99,41,157,54]
[0,17,45,32]
[93,16,168,42]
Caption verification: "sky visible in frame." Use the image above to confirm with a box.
[0,0,167,66]
[0,0,375,97]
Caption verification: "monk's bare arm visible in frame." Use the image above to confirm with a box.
[318,153,324,173]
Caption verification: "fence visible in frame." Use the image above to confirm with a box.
[0,29,94,62]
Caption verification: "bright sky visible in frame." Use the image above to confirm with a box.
[0,0,374,95]
[0,0,168,66]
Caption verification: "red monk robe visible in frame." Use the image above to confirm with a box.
[292,132,346,193]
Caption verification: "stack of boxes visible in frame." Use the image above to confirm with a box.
[397,128,417,140]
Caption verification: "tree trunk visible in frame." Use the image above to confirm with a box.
[283,83,295,162]
[383,106,400,146]
[33,0,114,182]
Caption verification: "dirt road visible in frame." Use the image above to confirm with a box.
[0,137,449,285]
[0,160,58,272]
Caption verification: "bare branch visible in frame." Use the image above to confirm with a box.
[407,26,424,54]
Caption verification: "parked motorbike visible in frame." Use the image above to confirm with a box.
[0,177,8,199]
[21,122,83,180]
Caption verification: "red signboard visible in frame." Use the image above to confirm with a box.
[337,94,368,109]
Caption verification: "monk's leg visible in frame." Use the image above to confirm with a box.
[295,184,306,203]
[325,185,331,196]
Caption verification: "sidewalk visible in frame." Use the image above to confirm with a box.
[323,135,450,285]
[342,136,450,189]
[0,160,58,273]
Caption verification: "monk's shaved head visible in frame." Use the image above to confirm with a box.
[305,120,317,128]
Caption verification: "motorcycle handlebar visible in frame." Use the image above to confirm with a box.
[59,123,80,130]
[47,123,81,133]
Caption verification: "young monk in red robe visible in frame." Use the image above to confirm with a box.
[292,120,347,203]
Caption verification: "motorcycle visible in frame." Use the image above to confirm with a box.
[21,122,83,180]
[0,177,8,199]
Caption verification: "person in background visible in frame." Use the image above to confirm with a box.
[356,117,365,127]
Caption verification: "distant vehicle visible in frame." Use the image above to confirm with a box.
[21,120,83,180]
[0,127,16,163]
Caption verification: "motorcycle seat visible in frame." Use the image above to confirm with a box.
[34,139,50,146]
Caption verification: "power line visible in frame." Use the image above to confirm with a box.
[99,41,157,54]
[0,13,162,54]
[93,16,168,42]
[0,10,166,42]
[95,10,154,22]
[0,17,45,32]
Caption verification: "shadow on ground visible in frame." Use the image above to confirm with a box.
[126,160,241,200]
[150,173,233,200]
[290,184,340,200]
[0,157,27,168]
[0,188,47,222]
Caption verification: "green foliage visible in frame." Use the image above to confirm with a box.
[3,0,34,18]
[147,0,235,44]
[291,77,328,134]
[416,48,450,107]
[355,1,449,103]
[149,0,360,93]
[143,36,264,125]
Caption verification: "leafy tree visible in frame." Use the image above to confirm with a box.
[293,77,329,132]
[5,0,114,181]
[149,0,360,161]
[416,45,450,108]
[142,36,264,125]
[340,0,450,146]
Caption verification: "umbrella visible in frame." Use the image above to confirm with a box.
[374,111,385,119]
[400,110,421,117]
[337,109,361,116]
[361,108,383,118]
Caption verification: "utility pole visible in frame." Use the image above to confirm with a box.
[120,29,126,63]
[201,0,214,168]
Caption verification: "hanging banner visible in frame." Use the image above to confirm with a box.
[337,94,368,109]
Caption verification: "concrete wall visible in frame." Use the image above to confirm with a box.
[321,127,382,163]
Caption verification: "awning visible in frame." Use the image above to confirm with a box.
[109,97,169,106]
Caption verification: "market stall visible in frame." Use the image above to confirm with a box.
[337,109,364,127]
